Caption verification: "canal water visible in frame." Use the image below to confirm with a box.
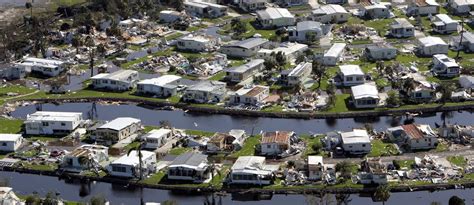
[0,172,472,205]
[10,102,474,135]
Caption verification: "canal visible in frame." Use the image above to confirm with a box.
[10,102,474,135]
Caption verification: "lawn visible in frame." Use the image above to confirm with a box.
[261,105,284,113]
[168,147,193,155]
[165,32,184,41]
[219,19,276,39]
[185,129,215,137]
[435,142,449,152]
[0,85,36,98]
[300,135,326,158]
[0,118,23,133]
[230,135,261,157]
[141,171,166,184]
[447,156,468,167]
[368,140,399,157]
[208,71,226,81]
[326,94,350,113]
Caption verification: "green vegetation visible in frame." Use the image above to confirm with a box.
[121,48,174,69]
[230,135,261,157]
[185,129,215,137]
[261,105,284,113]
[300,135,326,157]
[447,156,468,167]
[168,147,192,155]
[0,118,23,133]
[435,142,449,152]
[327,94,350,113]
[141,171,166,184]
[368,140,399,157]
[208,71,226,81]
[393,160,415,170]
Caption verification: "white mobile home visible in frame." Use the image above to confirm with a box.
[280,62,312,87]
[256,7,295,29]
[260,131,295,156]
[91,70,140,91]
[449,0,474,14]
[143,129,173,149]
[363,4,390,19]
[416,36,448,56]
[230,85,269,106]
[108,150,156,178]
[0,134,23,152]
[137,75,183,97]
[400,124,438,150]
[225,59,265,83]
[94,117,142,145]
[182,80,227,103]
[288,21,325,43]
[60,144,108,172]
[459,75,474,89]
[229,156,277,185]
[184,1,228,18]
[256,42,308,62]
[0,64,26,80]
[167,153,211,182]
[364,44,397,61]
[432,54,461,77]
[340,129,371,155]
[323,43,346,66]
[239,0,267,12]
[15,57,65,77]
[351,83,380,109]
[159,10,184,23]
[407,0,440,16]
[432,14,459,34]
[220,38,270,58]
[25,111,83,135]
[311,4,349,23]
[177,34,219,52]
[339,65,365,86]
[389,18,415,38]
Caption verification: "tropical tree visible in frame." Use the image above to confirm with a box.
[72,34,83,54]
[90,195,107,205]
[312,60,326,89]
[264,58,277,71]
[96,43,106,57]
[275,51,286,67]
[335,161,354,180]
[128,141,146,180]
[335,193,352,205]
[449,196,465,205]
[386,90,401,107]
[305,32,318,45]
[402,78,416,95]
[230,18,247,36]
[376,61,385,77]
[373,185,391,205]
[85,36,96,77]
[437,82,455,104]
[25,2,33,17]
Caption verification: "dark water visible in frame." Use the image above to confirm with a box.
[0,172,472,205]
[10,102,474,135]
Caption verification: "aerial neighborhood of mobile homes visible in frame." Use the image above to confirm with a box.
[1,0,474,194]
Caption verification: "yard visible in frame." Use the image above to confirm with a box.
[230,135,261,157]
[300,135,327,158]
[368,140,399,157]
[326,94,350,113]
[0,118,23,133]
[447,156,468,167]
[393,159,415,169]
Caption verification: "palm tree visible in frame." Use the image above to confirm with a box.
[128,141,146,180]
[78,155,101,176]
[25,2,33,17]
[85,36,95,77]
[72,35,83,54]
[312,60,326,89]
[373,184,391,205]
[402,78,416,95]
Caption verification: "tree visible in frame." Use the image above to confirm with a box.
[386,90,401,107]
[376,61,385,77]
[402,78,416,95]
[42,192,60,205]
[275,51,286,67]
[335,161,354,180]
[159,120,172,128]
[85,36,96,77]
[174,0,184,11]
[312,60,326,89]
[230,18,247,36]
[437,82,454,104]
[456,15,466,60]
[311,142,322,154]
[25,2,33,17]
[25,194,42,205]
[128,141,146,180]
[373,185,391,205]
[96,43,106,57]
[305,32,318,45]
[264,58,277,71]
[90,195,107,205]
[295,55,306,64]
[449,196,465,205]
[72,35,83,54]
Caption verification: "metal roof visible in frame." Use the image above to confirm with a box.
[26,111,82,122]
[339,65,364,76]
[257,7,294,20]
[169,152,208,167]
[226,59,264,73]
[98,117,141,131]
[226,38,269,49]
[351,83,379,100]
[324,43,346,58]
[340,129,370,144]
[138,75,182,86]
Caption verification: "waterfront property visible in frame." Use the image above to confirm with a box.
[0,134,23,152]
[260,131,295,156]
[136,75,183,98]
[228,156,277,185]
[340,129,371,155]
[358,158,388,184]
[207,130,247,153]
[229,85,270,106]
[387,124,438,151]
[0,187,25,205]
[0,64,26,80]
[14,57,64,77]
[94,117,142,145]
[307,156,335,182]
[24,111,83,135]
[107,150,157,178]
[91,70,140,91]
[459,75,474,89]
[167,152,211,182]
[60,144,109,172]
[350,83,380,109]
[182,81,227,104]
[143,129,173,149]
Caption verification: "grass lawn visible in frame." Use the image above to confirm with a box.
[435,142,449,152]
[0,118,23,133]
[27,135,61,142]
[326,94,350,113]
[208,71,226,81]
[165,32,184,41]
[20,162,58,172]
[142,171,166,184]
[0,85,36,98]
[261,105,284,113]
[185,129,215,137]
[168,147,192,155]
[368,140,399,157]
[230,135,261,157]
[447,156,468,167]
[219,19,276,39]
[300,135,326,158]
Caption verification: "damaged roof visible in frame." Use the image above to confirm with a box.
[261,131,294,144]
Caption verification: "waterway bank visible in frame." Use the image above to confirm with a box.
[16,97,474,120]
